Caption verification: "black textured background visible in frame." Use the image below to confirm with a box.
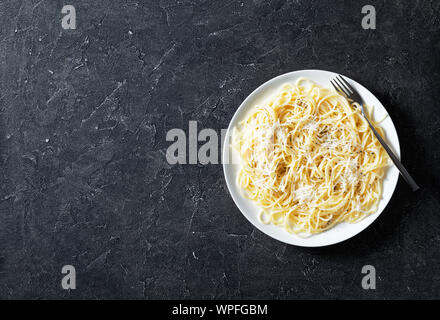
[0,0,439,299]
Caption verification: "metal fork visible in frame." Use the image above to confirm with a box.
[331,75,419,191]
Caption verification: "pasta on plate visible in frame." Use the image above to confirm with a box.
[232,78,389,235]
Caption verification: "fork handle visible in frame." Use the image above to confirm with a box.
[361,108,420,191]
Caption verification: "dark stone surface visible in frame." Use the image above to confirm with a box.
[0,0,439,299]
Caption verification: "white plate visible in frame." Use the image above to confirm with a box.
[222,70,400,247]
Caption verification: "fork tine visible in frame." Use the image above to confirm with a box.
[332,79,350,96]
[330,80,346,96]
[330,80,339,92]
[337,75,354,94]
[334,77,351,96]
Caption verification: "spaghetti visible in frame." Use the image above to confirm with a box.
[232,78,389,235]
